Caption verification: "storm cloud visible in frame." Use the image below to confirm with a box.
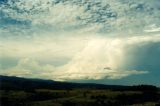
[0,0,160,85]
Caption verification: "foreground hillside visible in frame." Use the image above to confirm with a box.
[0,76,160,106]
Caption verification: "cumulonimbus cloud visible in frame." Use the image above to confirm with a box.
[1,35,159,81]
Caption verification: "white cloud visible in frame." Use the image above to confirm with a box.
[144,24,160,33]
[1,34,160,81]
[1,0,159,33]
[1,0,160,82]
[1,58,56,79]
[52,36,155,81]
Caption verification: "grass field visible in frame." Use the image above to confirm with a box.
[0,76,160,106]
[1,89,160,106]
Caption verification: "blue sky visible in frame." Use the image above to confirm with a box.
[0,0,160,86]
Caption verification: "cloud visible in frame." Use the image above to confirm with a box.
[0,0,160,84]
[1,0,160,34]
[144,24,160,33]
[0,57,148,81]
[52,36,159,81]
[1,35,160,81]
[1,58,56,79]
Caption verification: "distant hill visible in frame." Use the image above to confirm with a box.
[0,75,158,91]
[0,75,159,106]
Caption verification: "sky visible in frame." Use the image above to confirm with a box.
[0,0,160,86]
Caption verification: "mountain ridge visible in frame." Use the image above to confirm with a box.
[0,75,158,91]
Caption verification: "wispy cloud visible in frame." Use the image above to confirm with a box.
[1,0,160,33]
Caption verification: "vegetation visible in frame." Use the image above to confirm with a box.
[0,76,160,106]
